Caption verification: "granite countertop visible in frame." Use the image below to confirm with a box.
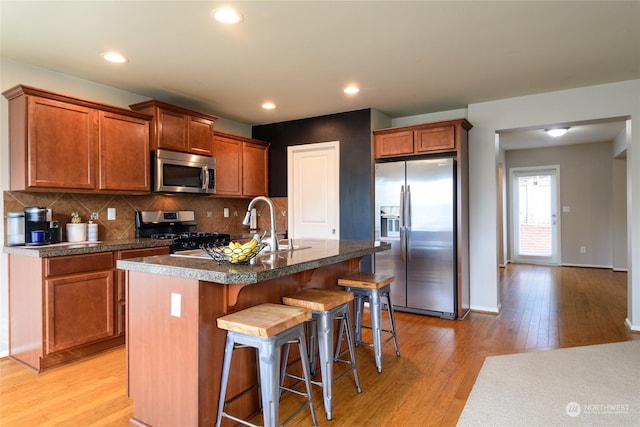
[117,239,390,284]
[2,238,172,258]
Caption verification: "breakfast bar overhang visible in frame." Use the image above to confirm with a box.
[117,239,390,427]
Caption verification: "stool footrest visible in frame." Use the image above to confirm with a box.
[219,412,260,427]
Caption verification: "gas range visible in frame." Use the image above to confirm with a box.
[135,210,230,253]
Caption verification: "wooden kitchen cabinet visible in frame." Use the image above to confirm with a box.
[8,251,123,372]
[2,85,152,193]
[99,111,150,192]
[373,130,414,157]
[129,100,218,156]
[212,131,269,197]
[115,246,170,336]
[373,119,467,158]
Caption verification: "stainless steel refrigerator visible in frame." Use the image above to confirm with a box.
[374,158,457,319]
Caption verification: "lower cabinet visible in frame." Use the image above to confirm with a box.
[115,246,170,336]
[45,269,115,354]
[7,248,169,372]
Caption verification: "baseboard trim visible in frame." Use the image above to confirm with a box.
[560,262,613,269]
[625,318,640,333]
[470,305,500,315]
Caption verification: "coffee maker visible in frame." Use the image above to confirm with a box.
[24,206,51,245]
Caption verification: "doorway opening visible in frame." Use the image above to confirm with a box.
[510,166,560,265]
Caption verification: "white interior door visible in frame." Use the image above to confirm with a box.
[287,141,340,239]
[510,166,560,265]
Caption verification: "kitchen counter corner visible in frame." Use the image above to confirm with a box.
[3,238,172,258]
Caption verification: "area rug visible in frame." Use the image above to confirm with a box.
[457,340,640,426]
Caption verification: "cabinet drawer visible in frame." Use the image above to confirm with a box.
[46,252,114,277]
[116,246,169,261]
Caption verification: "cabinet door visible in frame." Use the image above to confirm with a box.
[115,246,169,336]
[98,111,150,192]
[188,116,214,156]
[45,269,115,354]
[415,125,455,153]
[157,108,188,152]
[212,135,243,196]
[27,96,96,189]
[243,141,269,196]
[374,131,414,158]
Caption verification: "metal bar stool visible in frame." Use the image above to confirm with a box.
[215,303,318,427]
[337,272,400,373]
[281,288,362,421]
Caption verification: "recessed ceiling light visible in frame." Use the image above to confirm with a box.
[545,127,570,137]
[211,7,243,24]
[262,102,276,110]
[102,52,128,63]
[344,85,360,95]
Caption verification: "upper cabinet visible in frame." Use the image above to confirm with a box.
[129,100,218,156]
[212,132,269,197]
[373,119,471,159]
[2,85,152,193]
[99,111,151,192]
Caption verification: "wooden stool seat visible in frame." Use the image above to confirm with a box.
[283,288,354,312]
[216,303,310,337]
[337,272,394,290]
[338,272,399,373]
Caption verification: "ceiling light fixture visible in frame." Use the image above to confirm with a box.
[545,127,570,137]
[102,52,128,63]
[344,85,360,95]
[211,7,243,24]
[262,102,276,110]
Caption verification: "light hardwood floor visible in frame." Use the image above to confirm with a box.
[1,265,637,426]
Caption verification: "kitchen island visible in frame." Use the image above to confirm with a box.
[117,239,389,427]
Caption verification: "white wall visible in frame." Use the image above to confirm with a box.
[0,58,251,357]
[467,79,640,331]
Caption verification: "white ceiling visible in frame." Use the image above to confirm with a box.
[1,1,639,148]
[499,120,628,152]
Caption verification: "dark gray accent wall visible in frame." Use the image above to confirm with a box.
[252,108,373,272]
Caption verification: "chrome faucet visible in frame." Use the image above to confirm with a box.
[242,196,278,252]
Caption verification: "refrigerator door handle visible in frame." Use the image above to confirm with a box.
[400,185,406,261]
[406,185,411,262]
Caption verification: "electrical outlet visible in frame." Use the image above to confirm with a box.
[223,208,229,218]
[206,211,212,218]
[107,208,116,220]
[580,246,587,254]
[171,293,181,318]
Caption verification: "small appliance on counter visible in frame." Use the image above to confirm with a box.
[48,221,62,243]
[6,212,25,246]
[24,206,52,246]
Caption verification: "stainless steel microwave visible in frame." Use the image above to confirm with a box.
[153,149,216,194]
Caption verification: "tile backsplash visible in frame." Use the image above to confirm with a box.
[3,191,288,243]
